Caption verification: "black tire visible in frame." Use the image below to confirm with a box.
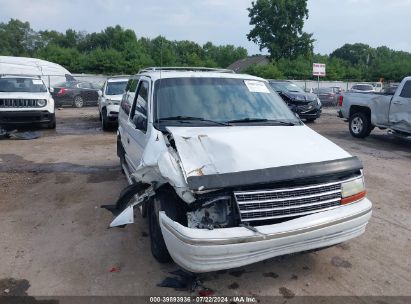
[349,112,372,138]
[305,118,316,123]
[101,108,111,131]
[73,96,84,108]
[149,195,172,263]
[47,114,56,129]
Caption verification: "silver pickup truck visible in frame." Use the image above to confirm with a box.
[338,77,411,138]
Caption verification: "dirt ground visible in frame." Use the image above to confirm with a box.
[0,107,410,298]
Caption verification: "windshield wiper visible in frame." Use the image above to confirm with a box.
[226,118,297,126]
[159,116,230,126]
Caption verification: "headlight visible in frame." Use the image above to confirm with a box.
[341,176,366,205]
[317,98,322,106]
[37,99,47,107]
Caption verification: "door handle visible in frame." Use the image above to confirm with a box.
[127,138,130,144]
[393,100,404,105]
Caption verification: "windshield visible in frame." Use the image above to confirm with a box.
[0,78,47,93]
[106,81,128,95]
[154,78,300,129]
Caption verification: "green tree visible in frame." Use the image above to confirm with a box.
[247,0,314,60]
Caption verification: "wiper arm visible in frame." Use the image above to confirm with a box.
[227,118,297,126]
[159,116,229,126]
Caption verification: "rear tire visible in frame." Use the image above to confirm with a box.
[349,112,372,138]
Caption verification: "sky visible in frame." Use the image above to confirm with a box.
[0,0,410,55]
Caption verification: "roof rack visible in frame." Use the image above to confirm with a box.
[107,75,131,79]
[138,67,235,74]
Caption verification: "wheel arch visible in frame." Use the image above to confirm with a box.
[349,105,371,120]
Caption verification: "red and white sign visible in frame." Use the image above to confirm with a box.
[313,63,326,77]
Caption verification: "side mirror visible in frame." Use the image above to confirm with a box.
[49,87,54,93]
[132,115,147,131]
[98,90,103,97]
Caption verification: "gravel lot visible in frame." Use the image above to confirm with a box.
[0,107,410,298]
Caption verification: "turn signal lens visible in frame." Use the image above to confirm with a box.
[341,176,366,205]
[341,191,367,205]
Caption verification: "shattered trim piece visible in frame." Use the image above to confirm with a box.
[187,157,363,190]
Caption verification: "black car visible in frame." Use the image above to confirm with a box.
[52,81,102,108]
[268,80,322,122]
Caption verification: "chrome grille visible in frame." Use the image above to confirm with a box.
[234,181,342,222]
[0,99,43,108]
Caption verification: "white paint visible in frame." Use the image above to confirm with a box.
[160,198,372,273]
[168,125,351,178]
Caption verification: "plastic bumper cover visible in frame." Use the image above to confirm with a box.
[160,198,372,273]
[0,111,54,125]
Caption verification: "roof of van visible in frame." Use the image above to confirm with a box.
[136,69,266,82]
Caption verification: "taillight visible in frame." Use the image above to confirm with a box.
[338,95,343,107]
[58,88,67,95]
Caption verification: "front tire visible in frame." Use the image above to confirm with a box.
[149,195,172,263]
[349,112,372,138]
[101,108,111,131]
[47,114,56,129]
[73,96,84,108]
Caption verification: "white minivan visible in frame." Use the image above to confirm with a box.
[109,67,372,273]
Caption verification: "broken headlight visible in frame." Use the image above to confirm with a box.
[187,196,233,229]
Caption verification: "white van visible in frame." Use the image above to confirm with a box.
[109,67,372,273]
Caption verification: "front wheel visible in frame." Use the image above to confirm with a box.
[47,114,56,129]
[149,195,172,263]
[101,109,111,131]
[349,112,372,138]
[73,96,84,108]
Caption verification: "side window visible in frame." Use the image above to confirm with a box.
[130,81,149,131]
[399,81,411,98]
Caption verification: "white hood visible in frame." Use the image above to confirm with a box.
[0,92,50,99]
[167,125,351,179]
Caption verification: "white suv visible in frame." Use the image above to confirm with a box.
[0,75,56,129]
[98,76,129,130]
[110,67,372,273]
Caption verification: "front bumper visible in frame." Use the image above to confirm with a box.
[160,198,372,273]
[298,107,322,119]
[0,110,54,125]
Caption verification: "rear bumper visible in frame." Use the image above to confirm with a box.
[0,110,54,125]
[160,198,372,273]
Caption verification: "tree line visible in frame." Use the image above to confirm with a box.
[0,19,247,75]
[1,18,410,82]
